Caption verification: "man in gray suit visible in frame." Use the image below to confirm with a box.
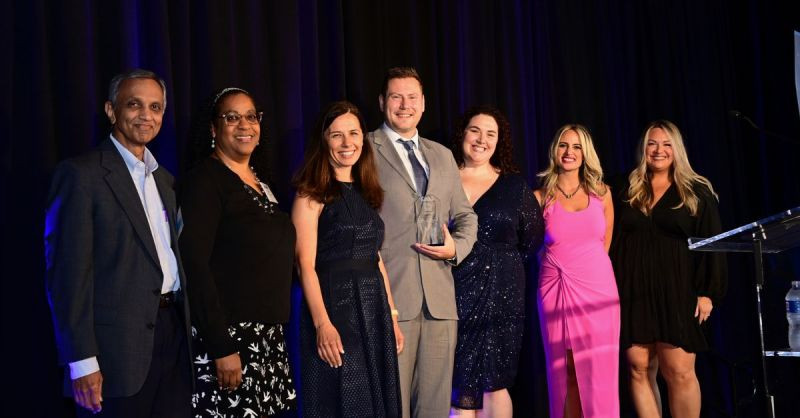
[368,67,478,417]
[45,69,192,417]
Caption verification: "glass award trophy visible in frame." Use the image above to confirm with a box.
[416,195,444,246]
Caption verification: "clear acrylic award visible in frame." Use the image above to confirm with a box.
[415,195,444,246]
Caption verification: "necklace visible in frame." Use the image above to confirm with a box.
[242,181,277,214]
[556,183,581,199]
[216,155,277,214]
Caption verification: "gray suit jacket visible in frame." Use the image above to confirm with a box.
[369,129,477,321]
[44,138,191,397]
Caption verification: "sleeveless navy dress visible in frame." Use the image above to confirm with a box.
[300,183,402,417]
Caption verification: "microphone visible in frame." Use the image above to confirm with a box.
[729,110,800,144]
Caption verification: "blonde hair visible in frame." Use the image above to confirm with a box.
[537,124,608,208]
[627,120,717,216]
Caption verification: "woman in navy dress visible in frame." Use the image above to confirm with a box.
[449,106,544,417]
[292,101,403,417]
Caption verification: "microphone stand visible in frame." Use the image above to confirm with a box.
[729,110,800,144]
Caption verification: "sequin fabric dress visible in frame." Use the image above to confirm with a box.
[451,174,543,409]
[300,182,402,417]
[538,194,620,418]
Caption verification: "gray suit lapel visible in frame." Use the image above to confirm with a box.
[372,129,416,192]
[99,140,161,269]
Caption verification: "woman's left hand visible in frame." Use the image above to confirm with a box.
[393,320,404,354]
[694,296,713,324]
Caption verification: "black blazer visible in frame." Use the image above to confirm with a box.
[44,138,191,397]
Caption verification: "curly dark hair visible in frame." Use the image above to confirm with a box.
[186,87,270,179]
[450,105,519,174]
[292,101,383,208]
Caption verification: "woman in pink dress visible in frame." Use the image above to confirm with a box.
[534,124,619,418]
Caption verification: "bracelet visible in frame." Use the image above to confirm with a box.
[391,309,399,317]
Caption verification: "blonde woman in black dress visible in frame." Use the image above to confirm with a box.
[610,120,726,417]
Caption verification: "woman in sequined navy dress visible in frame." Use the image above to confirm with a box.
[292,101,403,417]
[180,87,297,416]
[449,106,544,417]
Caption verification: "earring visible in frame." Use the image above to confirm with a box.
[211,136,216,149]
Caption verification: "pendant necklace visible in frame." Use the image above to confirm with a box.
[556,183,580,199]
[216,152,277,213]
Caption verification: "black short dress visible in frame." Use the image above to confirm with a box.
[610,181,727,352]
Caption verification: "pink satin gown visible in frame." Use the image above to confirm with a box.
[537,195,620,417]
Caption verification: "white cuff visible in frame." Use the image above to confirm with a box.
[69,357,100,379]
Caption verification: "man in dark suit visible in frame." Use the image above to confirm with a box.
[45,69,192,417]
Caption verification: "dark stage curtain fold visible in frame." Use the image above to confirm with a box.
[3,1,799,416]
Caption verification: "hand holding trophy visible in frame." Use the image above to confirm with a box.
[414,195,456,260]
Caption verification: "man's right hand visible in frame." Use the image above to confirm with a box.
[72,370,103,413]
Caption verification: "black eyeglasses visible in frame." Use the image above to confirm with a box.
[218,111,263,126]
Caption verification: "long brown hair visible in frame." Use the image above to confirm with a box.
[293,101,383,208]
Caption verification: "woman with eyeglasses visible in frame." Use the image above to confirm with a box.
[180,87,297,416]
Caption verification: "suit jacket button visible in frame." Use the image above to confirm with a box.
[146,322,155,330]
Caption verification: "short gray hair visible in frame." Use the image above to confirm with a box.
[107,69,167,108]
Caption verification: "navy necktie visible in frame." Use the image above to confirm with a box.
[398,139,428,196]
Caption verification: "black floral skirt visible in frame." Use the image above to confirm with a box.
[191,322,296,417]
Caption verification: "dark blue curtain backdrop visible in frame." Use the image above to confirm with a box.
[3,0,799,416]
